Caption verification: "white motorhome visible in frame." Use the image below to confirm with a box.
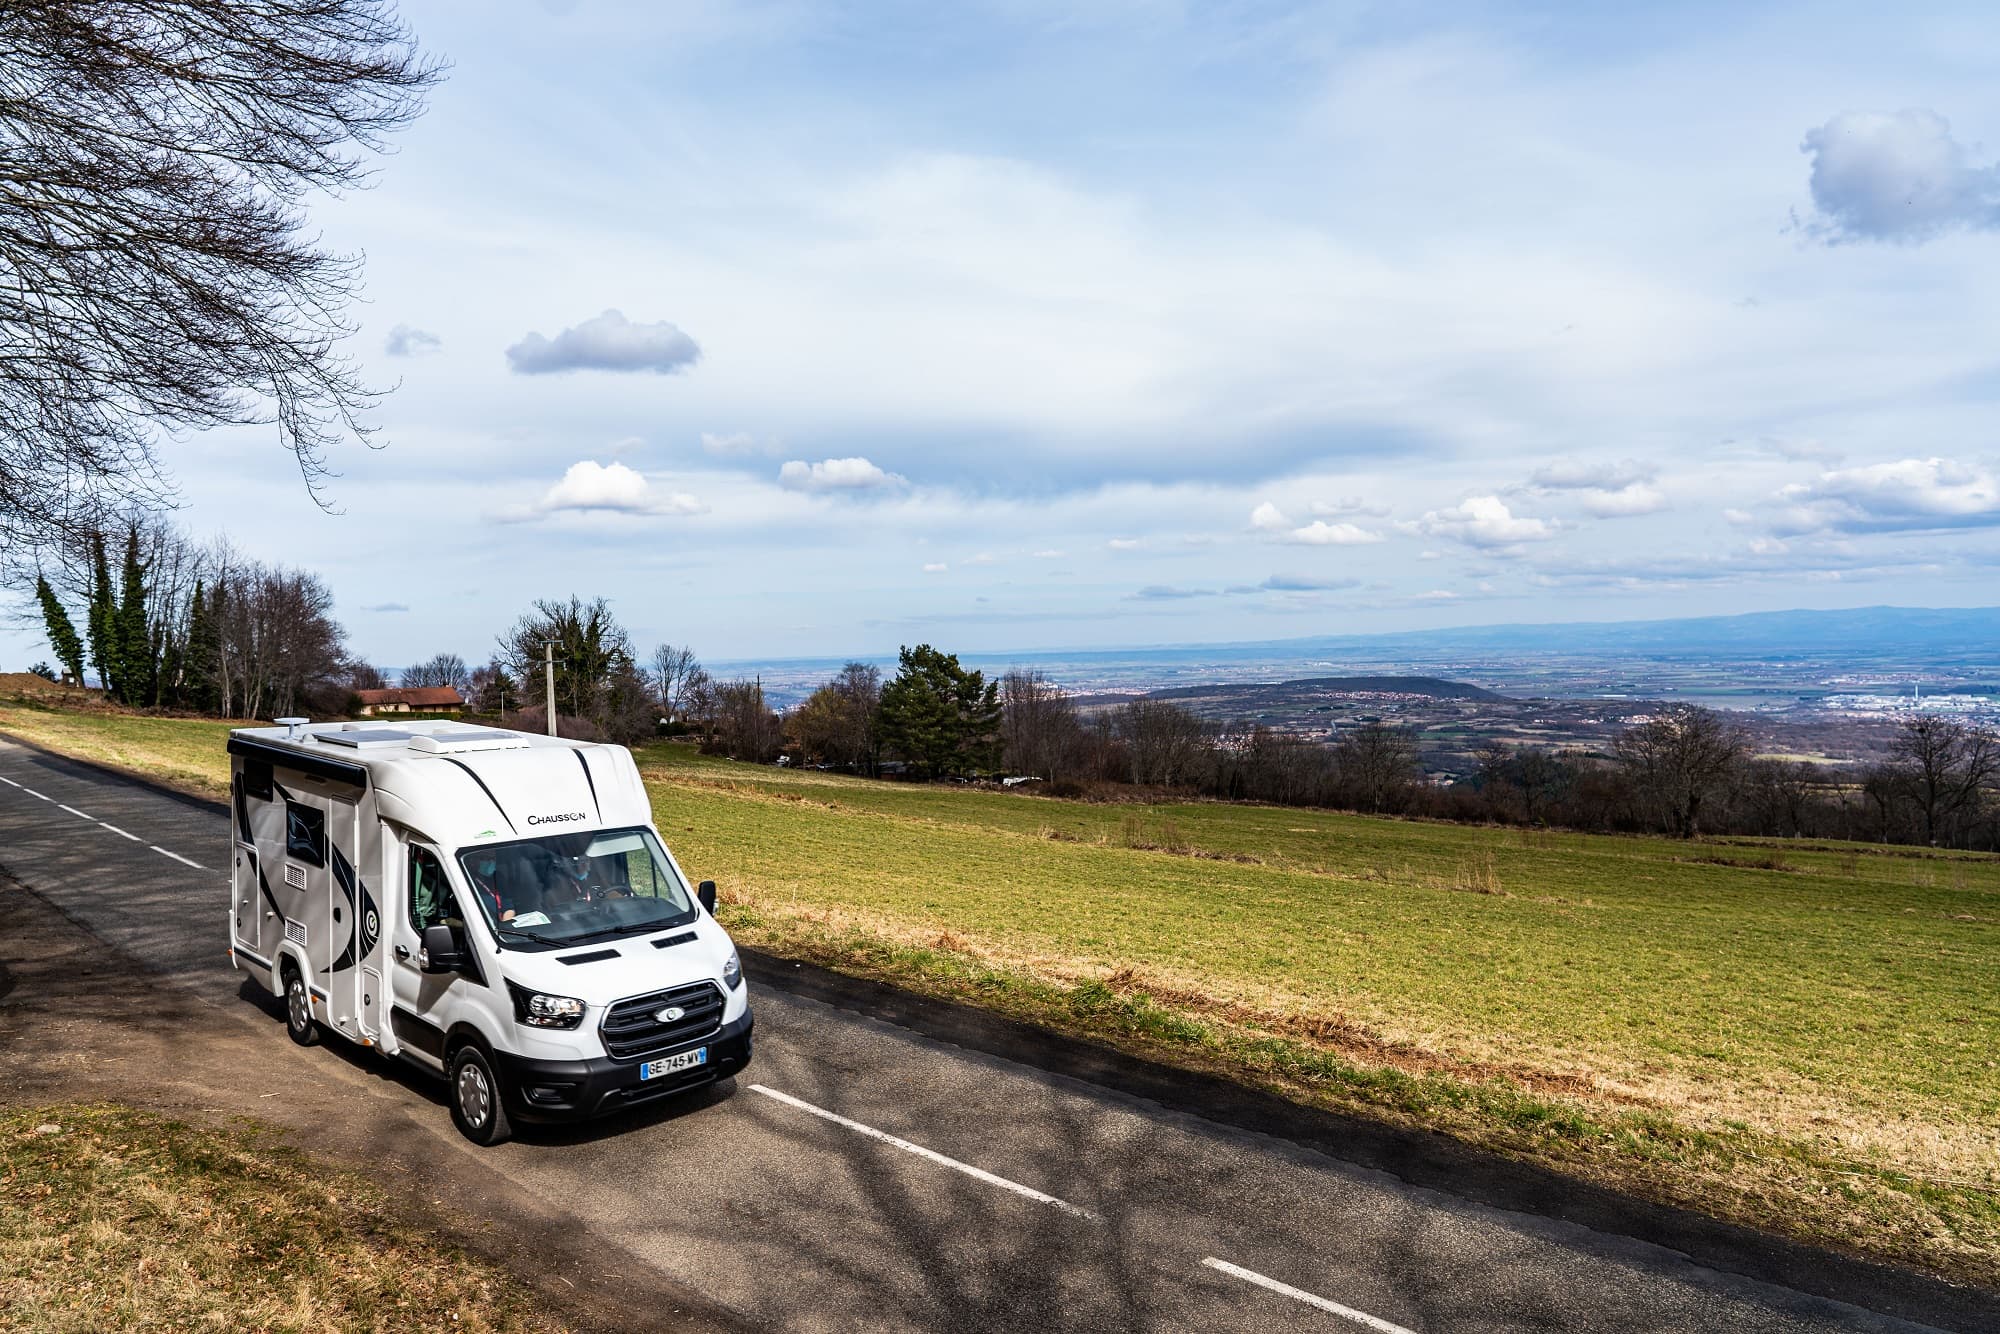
[225,719,752,1144]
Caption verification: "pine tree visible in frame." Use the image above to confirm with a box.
[876,644,1002,779]
[34,576,85,685]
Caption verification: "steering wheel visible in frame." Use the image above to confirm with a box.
[594,883,634,901]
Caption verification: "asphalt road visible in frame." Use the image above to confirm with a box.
[0,734,1987,1334]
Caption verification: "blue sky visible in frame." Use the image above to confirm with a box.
[19,0,2000,668]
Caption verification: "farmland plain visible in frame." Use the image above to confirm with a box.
[2,698,1996,1284]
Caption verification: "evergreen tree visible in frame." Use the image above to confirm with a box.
[181,581,219,712]
[875,644,1002,779]
[85,534,117,695]
[34,575,85,685]
[114,527,155,705]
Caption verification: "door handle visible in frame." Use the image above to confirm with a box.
[393,945,410,961]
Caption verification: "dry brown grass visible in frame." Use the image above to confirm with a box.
[0,1103,562,1333]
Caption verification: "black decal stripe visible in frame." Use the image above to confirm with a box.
[574,749,601,820]
[255,864,286,923]
[228,735,367,790]
[328,845,361,972]
[235,946,272,970]
[442,758,516,833]
[233,776,253,842]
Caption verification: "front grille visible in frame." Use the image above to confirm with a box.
[600,981,725,1061]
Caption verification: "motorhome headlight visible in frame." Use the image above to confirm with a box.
[507,981,585,1030]
[722,947,743,991]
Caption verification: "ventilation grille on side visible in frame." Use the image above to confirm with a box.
[284,863,307,889]
[284,919,308,947]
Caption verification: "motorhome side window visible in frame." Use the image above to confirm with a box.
[409,846,458,932]
[285,800,325,866]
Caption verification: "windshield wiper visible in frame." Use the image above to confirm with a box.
[493,925,566,947]
[561,918,682,944]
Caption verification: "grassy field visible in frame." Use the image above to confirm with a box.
[4,700,1997,1283]
[0,1102,560,1332]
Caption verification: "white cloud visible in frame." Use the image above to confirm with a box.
[1414,495,1557,549]
[1249,501,1290,532]
[777,456,906,493]
[1107,537,1144,550]
[384,324,442,357]
[1416,589,1459,601]
[1253,501,1383,545]
[1800,110,2000,244]
[1286,519,1385,545]
[963,552,997,565]
[1579,482,1668,517]
[360,601,410,613]
[506,309,701,375]
[1033,548,1066,558]
[1527,458,1654,491]
[510,460,705,520]
[1777,456,2000,532]
[922,562,949,572]
[1308,496,1390,518]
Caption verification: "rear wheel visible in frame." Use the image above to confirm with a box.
[449,1045,512,1146]
[282,964,318,1047]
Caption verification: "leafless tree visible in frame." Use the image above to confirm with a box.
[346,661,388,691]
[791,662,881,771]
[1119,699,1211,788]
[648,644,703,722]
[210,557,346,718]
[710,679,783,763]
[1613,704,1746,839]
[1332,722,1419,814]
[1886,715,2000,847]
[402,651,469,693]
[0,1,441,553]
[1000,668,1083,781]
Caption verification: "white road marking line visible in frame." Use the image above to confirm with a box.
[0,774,19,785]
[99,822,141,842]
[1202,1258,1415,1334]
[150,845,203,870]
[21,786,51,801]
[748,1084,1098,1220]
[58,803,94,820]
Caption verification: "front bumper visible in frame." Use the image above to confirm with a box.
[492,1008,753,1122]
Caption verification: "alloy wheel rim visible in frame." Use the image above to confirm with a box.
[457,1062,490,1127]
[288,978,308,1032]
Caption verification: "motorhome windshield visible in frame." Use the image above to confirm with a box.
[456,826,696,948]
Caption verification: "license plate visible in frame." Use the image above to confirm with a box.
[641,1047,707,1080]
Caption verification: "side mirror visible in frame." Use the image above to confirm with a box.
[420,923,467,974]
[696,880,717,914]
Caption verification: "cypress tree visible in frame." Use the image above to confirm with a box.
[182,581,220,713]
[34,576,86,685]
[85,534,117,696]
[114,527,154,706]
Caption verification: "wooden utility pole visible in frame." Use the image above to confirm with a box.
[542,640,559,737]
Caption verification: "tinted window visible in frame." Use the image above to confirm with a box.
[284,801,325,866]
[408,845,458,933]
[243,759,273,801]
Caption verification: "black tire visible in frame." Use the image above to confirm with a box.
[448,1044,512,1146]
[282,963,318,1047]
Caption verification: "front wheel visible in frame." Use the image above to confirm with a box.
[449,1045,512,1146]
[283,966,318,1047]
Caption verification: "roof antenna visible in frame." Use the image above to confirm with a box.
[276,716,309,742]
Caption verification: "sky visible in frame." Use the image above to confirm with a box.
[18,0,2000,669]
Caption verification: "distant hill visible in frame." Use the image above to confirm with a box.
[1146,675,1510,703]
[1269,605,2000,657]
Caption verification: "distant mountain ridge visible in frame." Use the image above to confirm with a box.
[1145,675,1508,703]
[1260,605,2000,657]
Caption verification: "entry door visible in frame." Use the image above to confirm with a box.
[386,839,460,1068]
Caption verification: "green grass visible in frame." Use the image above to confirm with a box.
[0,1103,561,1332]
[6,703,1997,1282]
